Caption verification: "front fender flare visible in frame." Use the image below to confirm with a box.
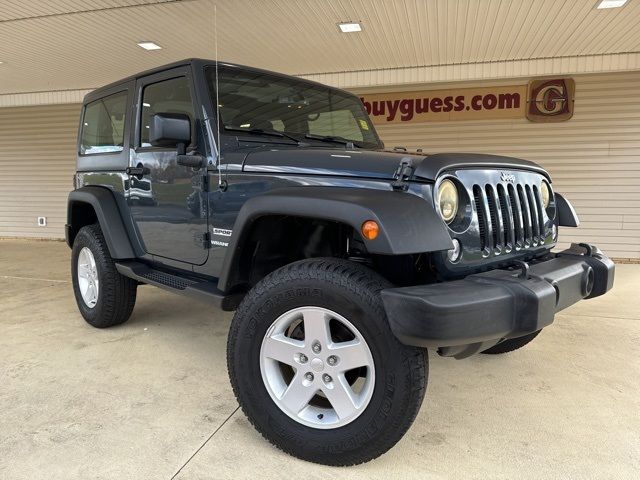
[217,186,453,292]
[556,193,580,227]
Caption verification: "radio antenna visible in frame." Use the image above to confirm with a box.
[214,2,223,190]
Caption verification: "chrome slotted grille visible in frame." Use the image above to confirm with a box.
[471,174,549,255]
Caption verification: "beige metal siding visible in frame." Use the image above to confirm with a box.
[364,71,640,259]
[0,104,80,239]
[302,52,640,89]
[0,90,92,108]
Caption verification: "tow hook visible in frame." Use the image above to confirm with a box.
[512,260,530,279]
[561,242,605,259]
[511,259,546,284]
[578,242,602,257]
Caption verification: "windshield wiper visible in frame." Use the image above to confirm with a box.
[225,126,306,146]
[304,133,361,148]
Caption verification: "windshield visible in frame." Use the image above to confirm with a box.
[206,66,382,149]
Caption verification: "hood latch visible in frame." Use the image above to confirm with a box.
[391,159,415,191]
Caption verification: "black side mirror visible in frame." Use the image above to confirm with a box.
[149,113,191,153]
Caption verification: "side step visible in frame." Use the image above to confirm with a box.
[115,261,243,311]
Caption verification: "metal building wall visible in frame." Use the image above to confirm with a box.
[365,71,640,260]
[0,104,80,239]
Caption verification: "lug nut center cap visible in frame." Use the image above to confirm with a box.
[310,358,324,372]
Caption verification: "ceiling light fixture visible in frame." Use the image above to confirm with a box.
[596,0,628,9]
[137,41,162,51]
[338,22,362,33]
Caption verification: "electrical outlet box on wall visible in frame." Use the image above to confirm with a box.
[37,217,47,227]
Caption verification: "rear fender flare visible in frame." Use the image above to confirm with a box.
[67,186,136,259]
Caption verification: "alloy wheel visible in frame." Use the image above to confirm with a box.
[77,247,99,308]
[259,306,375,429]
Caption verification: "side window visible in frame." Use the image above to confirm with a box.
[307,110,364,141]
[140,76,195,147]
[80,91,127,155]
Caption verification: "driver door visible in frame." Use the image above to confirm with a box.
[127,68,209,265]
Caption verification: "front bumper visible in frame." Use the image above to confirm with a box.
[381,243,614,358]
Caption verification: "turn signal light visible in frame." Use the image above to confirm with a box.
[361,220,379,240]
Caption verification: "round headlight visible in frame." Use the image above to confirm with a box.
[541,181,551,208]
[438,179,459,224]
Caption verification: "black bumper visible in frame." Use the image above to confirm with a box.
[381,244,614,358]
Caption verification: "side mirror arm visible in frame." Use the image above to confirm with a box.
[177,153,205,168]
[175,141,205,168]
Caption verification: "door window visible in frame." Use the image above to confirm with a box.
[80,91,127,154]
[140,76,195,147]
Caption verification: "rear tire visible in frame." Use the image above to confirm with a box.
[71,223,137,328]
[481,330,541,354]
[227,258,427,466]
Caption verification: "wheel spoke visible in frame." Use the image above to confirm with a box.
[323,374,358,419]
[302,309,330,346]
[87,283,97,303]
[78,264,91,280]
[88,253,96,270]
[330,339,370,372]
[279,373,318,414]
[262,334,303,367]
[77,247,99,308]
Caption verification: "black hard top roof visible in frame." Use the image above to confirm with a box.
[84,58,336,103]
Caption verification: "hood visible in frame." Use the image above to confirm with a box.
[242,148,548,181]
[412,152,549,180]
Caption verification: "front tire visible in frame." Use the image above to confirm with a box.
[71,223,137,328]
[227,258,427,466]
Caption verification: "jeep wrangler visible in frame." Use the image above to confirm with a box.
[66,59,614,466]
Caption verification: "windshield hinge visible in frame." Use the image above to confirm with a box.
[391,159,414,191]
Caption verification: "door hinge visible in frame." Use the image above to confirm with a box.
[200,174,209,192]
[202,231,211,249]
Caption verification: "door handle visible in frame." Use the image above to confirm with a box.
[126,165,150,177]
